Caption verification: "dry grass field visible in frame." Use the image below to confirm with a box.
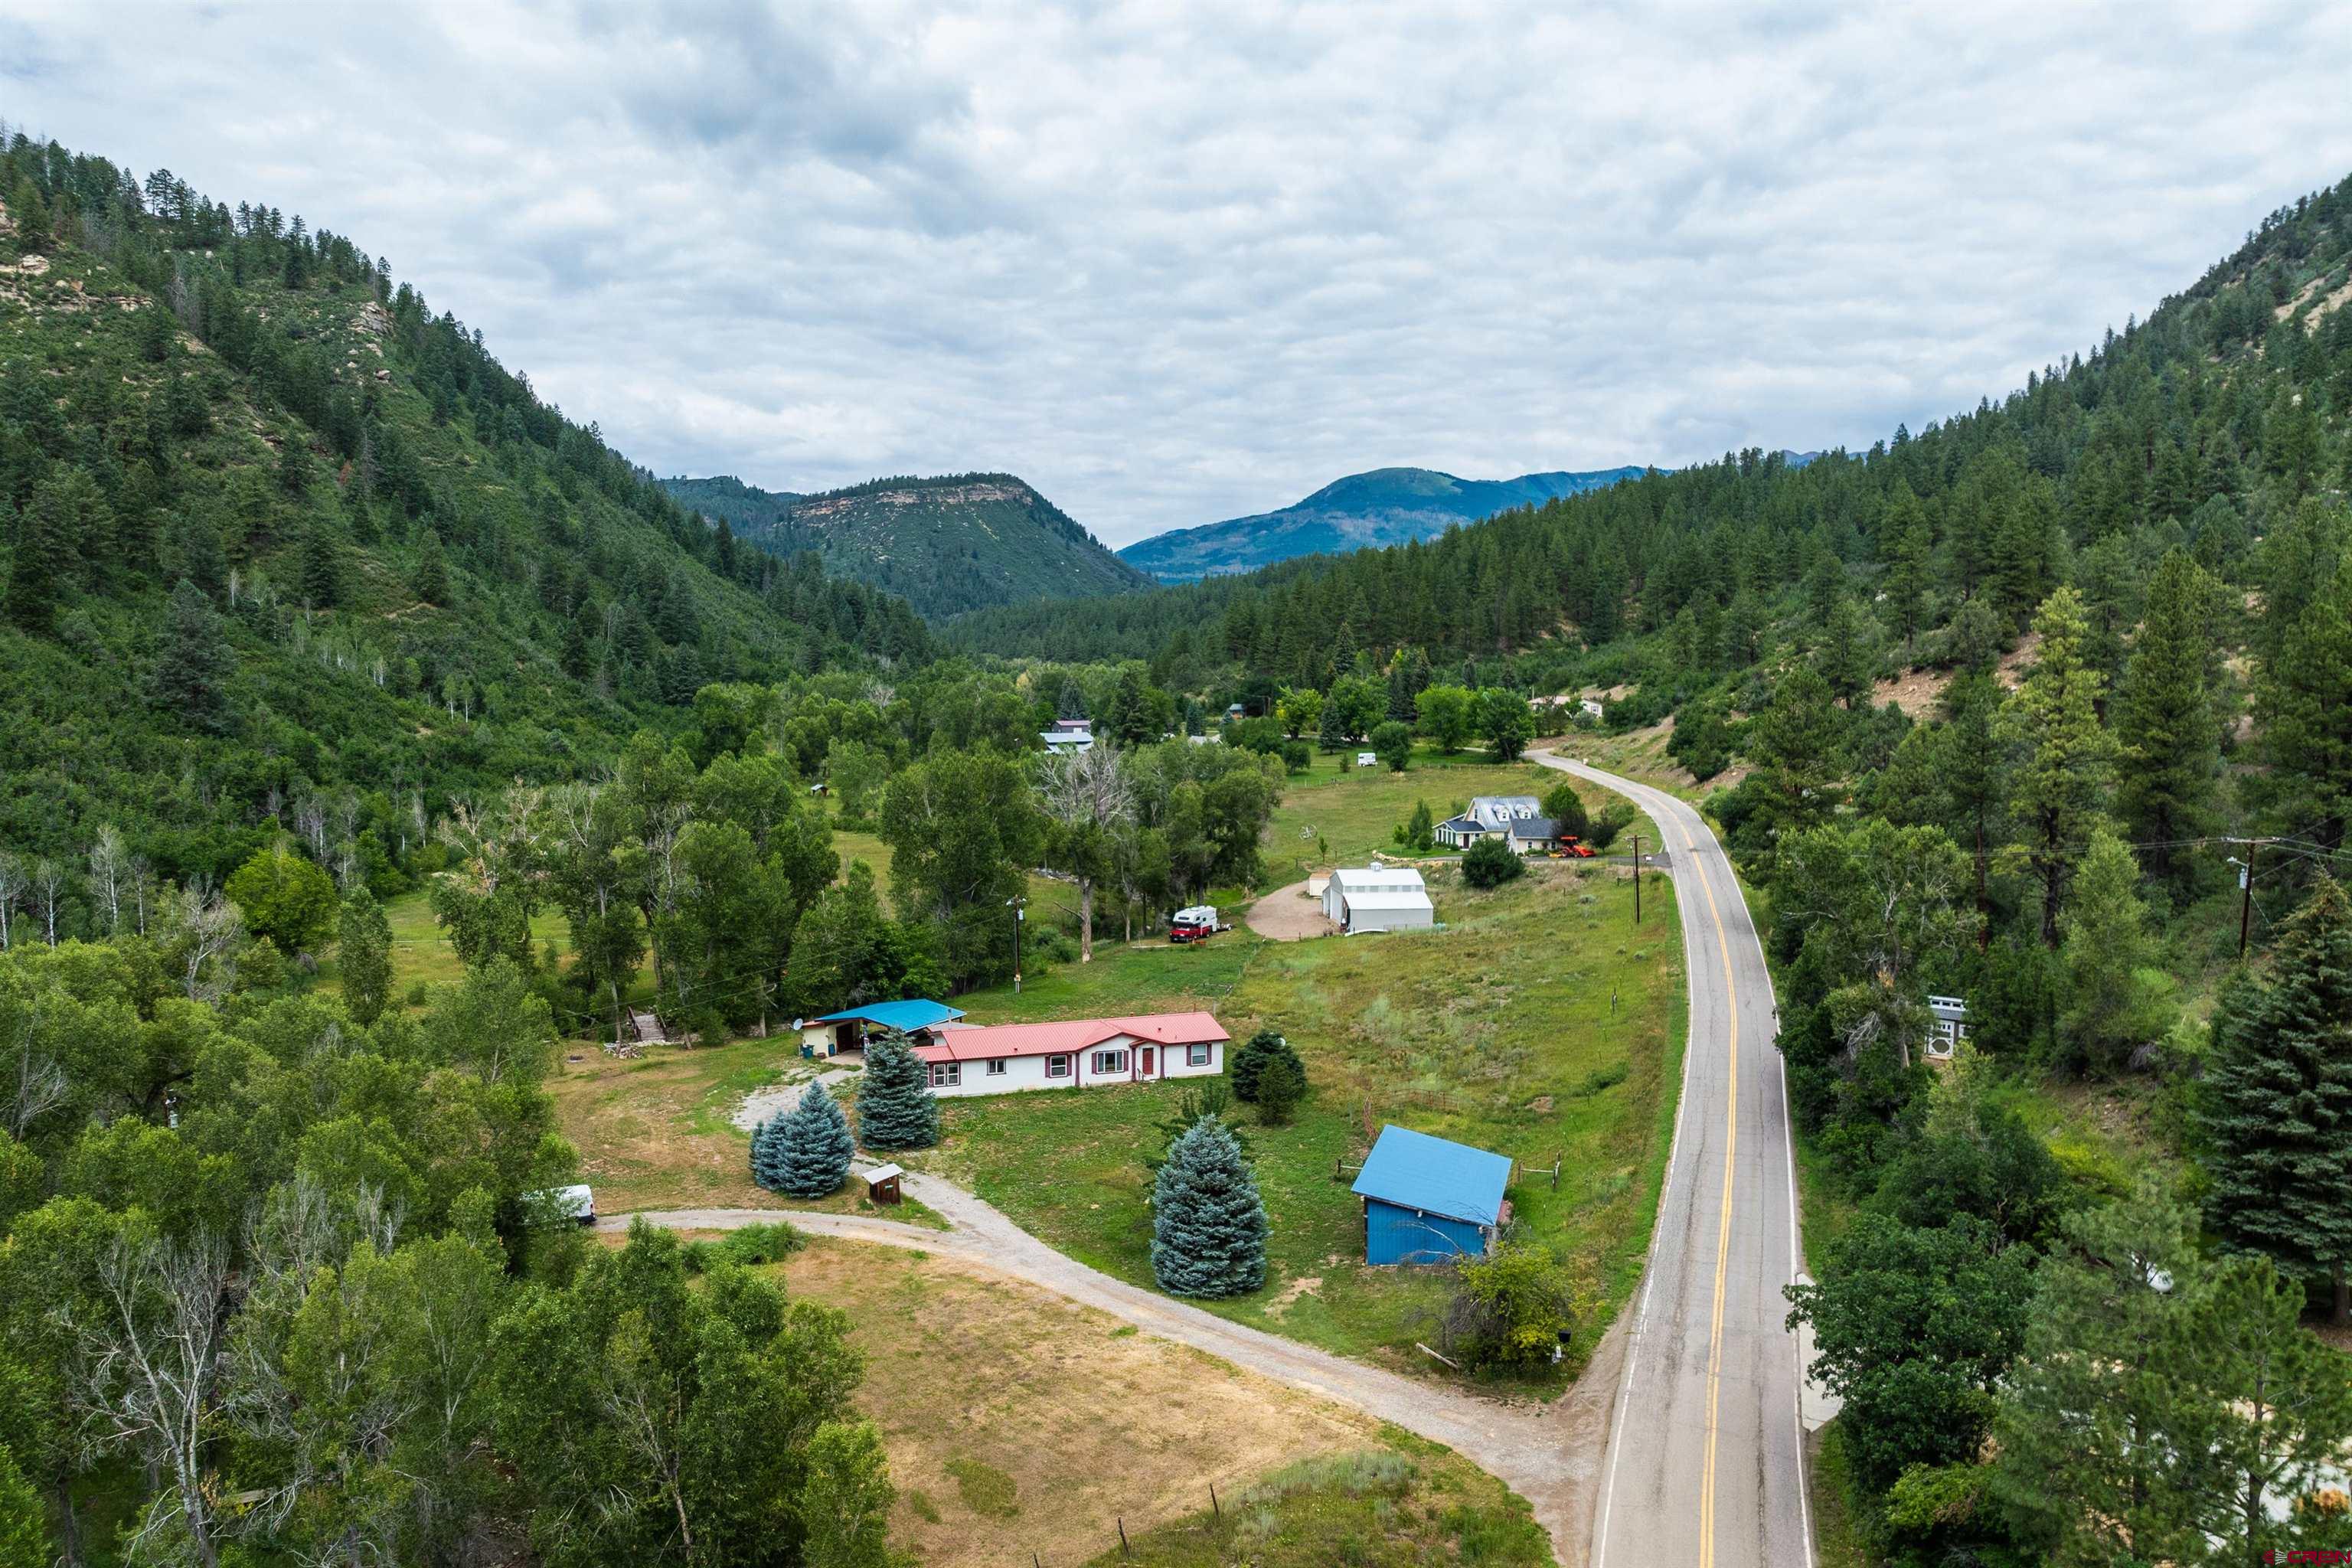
[771,1237,1546,1568]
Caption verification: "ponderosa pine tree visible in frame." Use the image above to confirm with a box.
[337,889,394,1027]
[412,528,449,605]
[2203,877,2352,1324]
[2254,557,2352,853]
[1998,587,2118,946]
[299,522,339,608]
[1255,1050,1304,1126]
[1229,1029,1298,1103]
[1992,1181,2207,1565]
[762,1080,855,1197]
[2114,551,2220,887]
[7,175,51,254]
[1149,1114,1267,1298]
[2057,827,2172,1074]
[852,1029,936,1152]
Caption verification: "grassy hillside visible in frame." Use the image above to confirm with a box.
[667,469,1155,618]
[1117,463,1646,583]
[0,135,929,887]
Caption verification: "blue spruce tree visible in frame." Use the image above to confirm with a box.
[749,1110,792,1192]
[1150,1113,1268,1298]
[769,1080,856,1197]
[854,1028,939,1152]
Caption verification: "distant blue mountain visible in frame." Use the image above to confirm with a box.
[1117,465,1648,583]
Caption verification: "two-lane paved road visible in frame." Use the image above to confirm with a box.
[1534,753,1816,1568]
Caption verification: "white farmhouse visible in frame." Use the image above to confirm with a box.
[1321,865,1434,934]
[1041,718,1095,753]
[910,1011,1230,1097]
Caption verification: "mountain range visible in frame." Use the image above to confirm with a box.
[665,472,1153,619]
[1115,465,1649,583]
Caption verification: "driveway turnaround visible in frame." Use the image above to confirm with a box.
[1533,753,1818,1568]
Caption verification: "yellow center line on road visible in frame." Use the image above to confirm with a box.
[1671,817,1740,1568]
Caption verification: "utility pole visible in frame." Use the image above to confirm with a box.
[1008,895,1027,992]
[1632,831,1642,924]
[2225,838,2279,961]
[2235,841,2259,961]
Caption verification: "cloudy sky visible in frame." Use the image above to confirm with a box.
[6,2,2351,545]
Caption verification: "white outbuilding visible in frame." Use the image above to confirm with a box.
[1321,864,1434,934]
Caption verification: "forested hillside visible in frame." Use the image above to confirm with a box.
[951,174,2352,1560]
[1116,462,1646,582]
[666,470,1154,618]
[0,132,929,896]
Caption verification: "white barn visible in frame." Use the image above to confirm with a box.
[1321,865,1434,934]
[910,1011,1230,1097]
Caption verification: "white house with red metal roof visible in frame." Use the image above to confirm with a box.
[910,1011,1229,1097]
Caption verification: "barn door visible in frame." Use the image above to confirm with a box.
[1139,1047,1155,1079]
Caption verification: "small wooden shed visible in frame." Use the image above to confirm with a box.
[864,1164,904,1206]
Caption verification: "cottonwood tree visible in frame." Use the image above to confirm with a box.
[85,826,129,935]
[547,781,648,1039]
[27,861,64,948]
[160,884,243,1001]
[1040,743,1135,962]
[80,1228,233,1568]
[0,854,22,950]
[1785,1214,2030,1495]
[487,1222,871,1566]
[337,890,394,1027]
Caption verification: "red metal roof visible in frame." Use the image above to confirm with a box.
[911,1011,1230,1063]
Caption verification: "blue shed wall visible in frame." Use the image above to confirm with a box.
[1363,1198,1491,1266]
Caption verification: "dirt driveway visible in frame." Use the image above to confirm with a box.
[1243,878,1338,940]
[609,1168,1622,1564]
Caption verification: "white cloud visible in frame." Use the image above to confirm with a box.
[5,0,2350,544]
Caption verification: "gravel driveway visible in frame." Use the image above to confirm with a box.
[1243,878,1340,940]
[605,1167,1622,1563]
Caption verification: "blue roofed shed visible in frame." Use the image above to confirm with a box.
[797,1000,966,1057]
[1351,1125,1513,1266]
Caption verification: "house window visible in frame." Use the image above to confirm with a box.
[1091,1049,1129,1076]
[1187,1043,1211,1067]
[985,1058,1008,1076]
[928,1062,961,1088]
[1045,1054,1071,1079]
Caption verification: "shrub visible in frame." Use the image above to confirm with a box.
[1393,800,1436,853]
[1462,836,1524,889]
[1282,740,1312,773]
[682,1220,805,1274]
[1584,800,1637,852]
[1439,1243,1584,1372]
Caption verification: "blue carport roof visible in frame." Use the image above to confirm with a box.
[809,1000,965,1032]
[1351,1125,1511,1227]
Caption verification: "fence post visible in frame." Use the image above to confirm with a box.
[1210,1481,1220,1517]
[1118,1517,1131,1557]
